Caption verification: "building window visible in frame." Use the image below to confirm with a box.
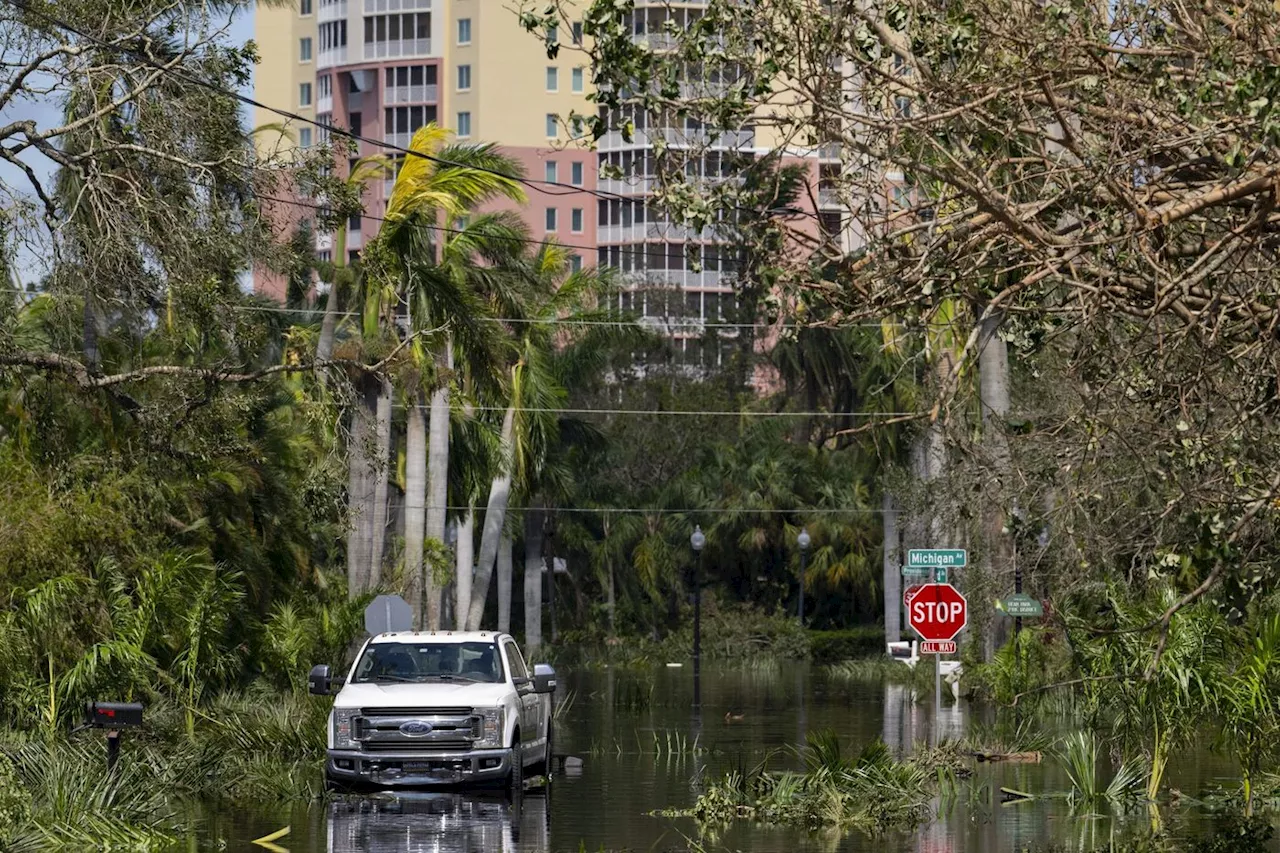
[572,67,584,93]
[319,21,347,53]
[571,161,583,186]
[457,111,471,137]
[299,127,313,148]
[895,96,912,118]
[547,25,557,43]
[348,214,362,232]
[572,21,583,44]
[570,115,584,138]
[457,18,471,44]
[384,105,439,138]
[299,82,312,107]
[571,254,582,272]
[546,67,558,92]
[571,208,583,232]
[384,65,438,102]
[348,111,362,137]
[457,64,471,91]
[363,13,432,56]
[545,113,558,137]
[300,0,312,14]
[545,208,557,231]
[318,75,332,99]
[299,37,312,61]
[544,161,557,183]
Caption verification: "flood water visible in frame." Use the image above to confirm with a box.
[212,664,1259,852]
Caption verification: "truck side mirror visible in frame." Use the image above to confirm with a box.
[308,664,335,696]
[532,663,557,695]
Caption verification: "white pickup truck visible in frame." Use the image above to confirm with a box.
[308,631,556,792]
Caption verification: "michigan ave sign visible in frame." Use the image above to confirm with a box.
[908,583,968,642]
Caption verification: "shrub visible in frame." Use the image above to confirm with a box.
[807,627,884,663]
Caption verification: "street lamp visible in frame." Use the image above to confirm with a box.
[690,525,706,710]
[797,527,811,623]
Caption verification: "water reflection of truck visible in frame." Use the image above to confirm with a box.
[326,792,550,853]
[309,631,556,792]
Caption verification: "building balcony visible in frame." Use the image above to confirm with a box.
[598,222,719,243]
[317,94,333,114]
[818,188,840,208]
[597,177,654,196]
[317,46,348,69]
[384,84,439,104]
[317,0,347,22]
[597,126,753,152]
[364,38,432,60]
[365,0,431,10]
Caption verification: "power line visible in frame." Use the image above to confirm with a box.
[403,405,914,418]
[378,503,891,515]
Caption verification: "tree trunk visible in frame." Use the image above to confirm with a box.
[497,533,513,633]
[83,295,104,373]
[424,341,452,629]
[883,489,901,643]
[404,396,427,626]
[523,506,545,653]
[346,377,376,597]
[315,227,347,387]
[367,377,393,589]
[466,404,516,630]
[978,309,1014,659]
[455,510,474,630]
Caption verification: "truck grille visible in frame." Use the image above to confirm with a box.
[355,707,479,752]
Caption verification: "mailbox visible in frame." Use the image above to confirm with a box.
[86,701,144,729]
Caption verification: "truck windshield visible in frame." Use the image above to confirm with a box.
[352,641,505,684]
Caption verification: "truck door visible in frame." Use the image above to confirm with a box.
[504,639,541,763]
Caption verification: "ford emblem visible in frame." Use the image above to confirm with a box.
[399,720,434,737]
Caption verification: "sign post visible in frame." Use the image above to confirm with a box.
[907,580,968,744]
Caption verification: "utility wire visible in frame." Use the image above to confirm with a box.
[2,285,906,331]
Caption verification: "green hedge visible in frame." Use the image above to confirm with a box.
[807,627,885,663]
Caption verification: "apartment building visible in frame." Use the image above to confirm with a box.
[251,0,847,376]
[252,0,598,297]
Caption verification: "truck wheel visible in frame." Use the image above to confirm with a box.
[507,735,523,799]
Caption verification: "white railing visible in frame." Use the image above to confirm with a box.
[317,0,347,22]
[346,229,364,251]
[599,222,718,243]
[317,94,333,114]
[365,0,431,10]
[364,38,432,60]
[384,132,412,150]
[384,84,439,104]
[597,177,653,195]
[317,46,348,69]
[315,232,334,253]
[597,127,754,151]
[818,188,840,208]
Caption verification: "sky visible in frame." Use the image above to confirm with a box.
[3,5,258,284]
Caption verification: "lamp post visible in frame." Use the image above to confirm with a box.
[690,525,706,710]
[797,527,811,623]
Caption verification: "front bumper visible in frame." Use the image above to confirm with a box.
[326,747,512,788]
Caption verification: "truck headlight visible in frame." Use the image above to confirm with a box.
[332,708,360,749]
[473,707,504,749]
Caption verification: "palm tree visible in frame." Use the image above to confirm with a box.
[466,246,642,631]
[315,155,394,373]
[374,126,525,626]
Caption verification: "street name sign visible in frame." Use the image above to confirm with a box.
[908,583,968,641]
[920,640,957,655]
[1001,593,1044,618]
[907,549,967,569]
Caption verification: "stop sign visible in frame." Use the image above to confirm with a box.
[908,583,967,641]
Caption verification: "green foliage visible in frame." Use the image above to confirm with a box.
[808,627,885,663]
[687,731,933,831]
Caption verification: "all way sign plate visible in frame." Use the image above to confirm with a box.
[920,640,956,655]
